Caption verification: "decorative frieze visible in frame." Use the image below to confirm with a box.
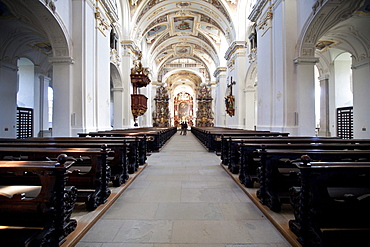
[257,10,273,36]
[248,48,257,63]
[224,41,247,60]
[248,0,269,22]
[121,40,140,57]
[227,59,235,71]
[48,56,75,64]
[276,91,282,101]
[95,7,110,36]
[42,0,57,12]
[177,2,191,8]
[293,56,319,65]
[110,49,121,66]
[146,7,166,21]
[352,58,370,70]
[53,48,69,57]
[99,0,119,23]
[213,67,227,78]
[312,0,325,15]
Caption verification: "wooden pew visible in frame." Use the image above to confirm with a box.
[220,136,339,171]
[289,156,370,247]
[0,137,145,187]
[236,139,370,188]
[191,126,289,152]
[257,147,370,212]
[0,154,77,246]
[0,146,112,211]
[78,127,177,152]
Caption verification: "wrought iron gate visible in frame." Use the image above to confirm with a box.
[17,107,33,139]
[337,106,353,139]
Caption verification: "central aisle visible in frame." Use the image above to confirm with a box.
[77,132,291,247]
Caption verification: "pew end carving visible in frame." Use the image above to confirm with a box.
[0,154,77,246]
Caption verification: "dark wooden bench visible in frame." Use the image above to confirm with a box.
[236,139,370,188]
[191,126,289,152]
[0,154,77,246]
[0,136,148,187]
[289,156,370,247]
[257,147,370,212]
[0,146,112,211]
[78,127,176,152]
[220,136,339,171]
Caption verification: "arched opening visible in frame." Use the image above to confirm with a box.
[17,58,35,109]
[16,58,35,138]
[110,63,123,129]
[334,53,353,108]
[16,58,52,138]
[172,84,195,127]
[314,65,320,135]
[48,86,53,131]
[334,52,353,138]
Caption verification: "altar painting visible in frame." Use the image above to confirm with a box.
[174,91,193,127]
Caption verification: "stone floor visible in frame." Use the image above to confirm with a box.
[76,131,292,247]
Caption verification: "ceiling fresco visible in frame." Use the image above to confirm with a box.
[127,0,238,91]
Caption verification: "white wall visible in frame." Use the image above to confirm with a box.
[0,62,18,137]
[17,58,34,108]
[334,53,353,108]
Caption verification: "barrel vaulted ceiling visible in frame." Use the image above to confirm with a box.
[127,0,239,88]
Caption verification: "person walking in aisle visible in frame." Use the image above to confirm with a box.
[182,121,188,135]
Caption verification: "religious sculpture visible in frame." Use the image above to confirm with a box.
[225,77,236,117]
[152,86,170,127]
[196,85,214,127]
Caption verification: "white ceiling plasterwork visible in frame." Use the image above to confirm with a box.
[127,0,236,90]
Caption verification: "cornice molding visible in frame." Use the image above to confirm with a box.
[0,60,18,71]
[95,6,110,37]
[224,41,247,60]
[99,0,119,24]
[257,10,273,36]
[48,56,75,64]
[248,0,269,22]
[352,58,370,70]
[293,56,319,65]
[213,67,227,77]
[121,40,141,57]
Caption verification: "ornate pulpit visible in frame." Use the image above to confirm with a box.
[130,51,151,125]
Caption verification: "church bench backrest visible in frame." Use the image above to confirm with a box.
[256,148,370,212]
[0,155,77,246]
[0,146,111,211]
[289,157,370,247]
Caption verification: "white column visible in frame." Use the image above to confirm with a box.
[95,26,111,131]
[256,22,273,131]
[34,71,51,136]
[213,67,227,127]
[318,75,330,136]
[112,87,124,129]
[294,57,319,136]
[0,61,17,138]
[49,57,74,137]
[71,0,96,135]
[244,86,257,130]
[121,49,134,128]
[234,48,248,129]
[352,59,370,138]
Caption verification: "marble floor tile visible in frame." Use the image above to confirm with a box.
[154,202,223,220]
[112,220,173,243]
[77,133,291,247]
